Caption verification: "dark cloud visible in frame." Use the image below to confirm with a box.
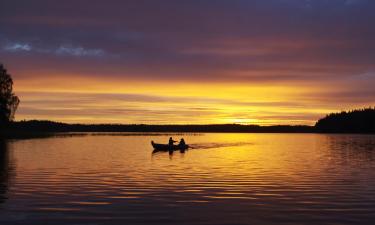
[1,0,375,82]
[1,0,374,124]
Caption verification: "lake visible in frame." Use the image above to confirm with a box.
[1,133,375,225]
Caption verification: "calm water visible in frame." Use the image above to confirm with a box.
[1,133,375,225]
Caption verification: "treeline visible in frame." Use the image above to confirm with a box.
[315,107,375,133]
[5,120,313,133]
[2,108,375,136]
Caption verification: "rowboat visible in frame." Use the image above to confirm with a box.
[151,141,189,151]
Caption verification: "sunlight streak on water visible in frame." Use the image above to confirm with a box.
[0,134,375,224]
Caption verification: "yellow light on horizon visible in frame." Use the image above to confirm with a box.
[12,73,372,125]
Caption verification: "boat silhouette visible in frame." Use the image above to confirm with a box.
[151,141,189,151]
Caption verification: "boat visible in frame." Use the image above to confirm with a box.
[151,141,189,151]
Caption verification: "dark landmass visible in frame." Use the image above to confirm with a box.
[1,107,375,139]
[7,120,313,133]
[315,108,375,133]
[0,120,314,139]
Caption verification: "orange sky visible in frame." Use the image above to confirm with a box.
[1,0,375,125]
[12,73,373,125]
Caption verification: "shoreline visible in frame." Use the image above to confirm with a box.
[2,130,375,141]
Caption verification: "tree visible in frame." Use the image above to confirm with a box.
[315,107,375,133]
[0,64,20,124]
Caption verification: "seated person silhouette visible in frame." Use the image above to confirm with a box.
[179,138,186,147]
[169,137,177,146]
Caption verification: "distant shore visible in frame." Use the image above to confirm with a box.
[1,120,314,139]
[1,107,375,139]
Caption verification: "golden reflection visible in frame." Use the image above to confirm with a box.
[9,133,375,216]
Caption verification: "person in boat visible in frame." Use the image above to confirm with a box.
[168,137,177,146]
[179,138,186,148]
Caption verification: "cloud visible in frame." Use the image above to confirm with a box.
[3,43,32,52]
[345,0,366,5]
[16,91,322,124]
[2,41,106,58]
[1,0,375,124]
[55,45,105,57]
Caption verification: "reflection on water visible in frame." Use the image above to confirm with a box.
[0,140,15,205]
[0,134,375,225]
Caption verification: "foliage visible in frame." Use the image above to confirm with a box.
[8,120,314,133]
[315,107,375,133]
[0,64,20,124]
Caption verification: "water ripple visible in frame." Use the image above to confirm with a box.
[0,134,374,225]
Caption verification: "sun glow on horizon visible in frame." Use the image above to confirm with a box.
[11,74,356,125]
[1,0,375,126]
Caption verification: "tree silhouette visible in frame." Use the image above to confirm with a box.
[315,107,375,133]
[0,64,20,125]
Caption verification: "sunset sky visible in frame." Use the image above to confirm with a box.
[1,0,374,125]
